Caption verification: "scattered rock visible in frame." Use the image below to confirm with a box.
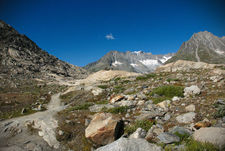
[185,104,195,112]
[92,88,103,96]
[157,100,171,111]
[129,128,146,139]
[194,119,211,130]
[110,95,124,104]
[157,132,180,144]
[95,137,162,151]
[21,108,27,114]
[169,126,192,136]
[184,85,201,96]
[85,113,124,145]
[193,127,225,150]
[176,112,196,123]
[89,104,114,112]
[172,96,180,101]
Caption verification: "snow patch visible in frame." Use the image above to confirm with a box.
[133,51,142,54]
[159,56,172,63]
[112,61,123,66]
[131,63,138,67]
[215,49,225,55]
[139,59,159,66]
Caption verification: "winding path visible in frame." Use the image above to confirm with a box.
[0,93,66,150]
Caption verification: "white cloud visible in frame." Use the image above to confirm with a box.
[105,33,115,40]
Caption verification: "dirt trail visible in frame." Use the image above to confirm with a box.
[0,93,66,150]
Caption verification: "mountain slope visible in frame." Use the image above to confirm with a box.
[84,50,174,73]
[0,20,88,80]
[166,31,225,64]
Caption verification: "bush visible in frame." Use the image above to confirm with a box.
[185,139,219,151]
[113,85,125,93]
[103,106,129,114]
[136,73,156,81]
[96,100,108,104]
[214,105,225,118]
[68,102,93,111]
[125,120,155,134]
[166,78,179,82]
[97,85,108,89]
[150,85,184,98]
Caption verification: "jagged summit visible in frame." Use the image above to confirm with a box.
[84,50,174,73]
[166,31,225,64]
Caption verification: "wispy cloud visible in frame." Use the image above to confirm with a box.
[105,33,115,40]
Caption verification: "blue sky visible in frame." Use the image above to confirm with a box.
[1,0,225,66]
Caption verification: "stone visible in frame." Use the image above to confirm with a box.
[169,126,192,136]
[129,128,146,139]
[136,110,165,121]
[21,108,27,114]
[85,113,124,145]
[116,100,136,107]
[194,119,211,130]
[176,112,196,123]
[193,127,225,150]
[89,104,114,112]
[95,137,162,151]
[137,100,145,106]
[184,85,201,96]
[157,132,180,144]
[110,95,124,104]
[157,100,171,111]
[185,104,195,112]
[164,113,171,121]
[172,96,180,101]
[92,88,103,96]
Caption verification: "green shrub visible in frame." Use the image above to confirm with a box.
[185,139,219,151]
[96,100,108,104]
[214,105,225,118]
[97,85,108,89]
[136,73,156,81]
[68,102,93,111]
[113,85,125,93]
[125,120,154,134]
[103,106,129,114]
[150,85,184,98]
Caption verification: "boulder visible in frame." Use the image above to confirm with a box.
[157,100,171,111]
[95,137,162,151]
[110,95,124,104]
[172,96,180,101]
[129,128,146,139]
[157,132,180,144]
[85,113,124,145]
[116,100,136,107]
[193,127,225,150]
[176,112,196,123]
[169,126,192,136]
[184,85,200,96]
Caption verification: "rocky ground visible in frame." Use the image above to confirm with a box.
[57,61,225,151]
[0,60,225,151]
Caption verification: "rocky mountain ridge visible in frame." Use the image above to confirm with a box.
[84,50,174,73]
[0,20,88,82]
[166,31,225,64]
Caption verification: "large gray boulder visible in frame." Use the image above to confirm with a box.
[184,85,200,96]
[95,137,162,151]
[176,112,196,123]
[193,127,225,150]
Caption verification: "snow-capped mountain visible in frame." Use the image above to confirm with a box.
[84,50,174,73]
